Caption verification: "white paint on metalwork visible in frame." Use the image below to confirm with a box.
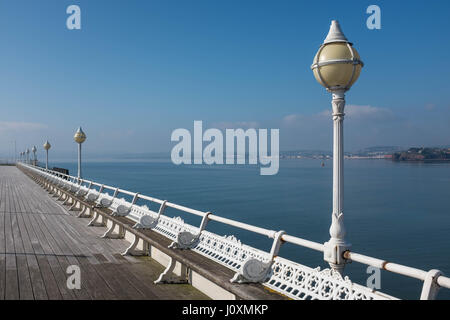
[231,259,272,284]
[154,257,188,284]
[231,230,285,283]
[323,90,351,273]
[169,211,210,249]
[266,257,397,300]
[420,269,442,300]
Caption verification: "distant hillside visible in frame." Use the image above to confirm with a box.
[392,147,450,162]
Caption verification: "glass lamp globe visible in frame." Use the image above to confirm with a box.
[43,141,51,150]
[74,127,86,144]
[311,20,363,91]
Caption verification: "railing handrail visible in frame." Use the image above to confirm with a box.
[17,161,450,297]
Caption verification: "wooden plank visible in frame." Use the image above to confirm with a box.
[0,175,6,299]
[0,212,6,300]
[41,209,116,300]
[115,254,210,300]
[47,207,186,300]
[0,173,6,299]
[9,179,36,300]
[48,214,159,299]
[11,213,34,300]
[26,213,63,300]
[31,213,80,300]
[33,210,92,300]
[4,212,19,300]
[15,212,47,300]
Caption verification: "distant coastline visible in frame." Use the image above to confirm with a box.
[392,147,450,162]
[280,146,450,162]
[280,146,399,160]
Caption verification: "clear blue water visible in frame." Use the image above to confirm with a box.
[50,159,450,300]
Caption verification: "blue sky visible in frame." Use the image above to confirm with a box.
[0,0,449,159]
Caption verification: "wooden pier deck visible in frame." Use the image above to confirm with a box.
[0,166,209,300]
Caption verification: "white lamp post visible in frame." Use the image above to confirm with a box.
[26,148,30,164]
[43,140,51,169]
[311,20,364,273]
[74,127,86,179]
[32,146,37,165]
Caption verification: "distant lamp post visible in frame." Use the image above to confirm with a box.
[32,146,37,166]
[43,140,51,169]
[26,148,30,164]
[74,127,86,179]
[311,20,364,273]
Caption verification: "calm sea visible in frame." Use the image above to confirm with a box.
[50,158,450,300]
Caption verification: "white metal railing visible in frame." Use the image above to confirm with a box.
[17,162,450,300]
